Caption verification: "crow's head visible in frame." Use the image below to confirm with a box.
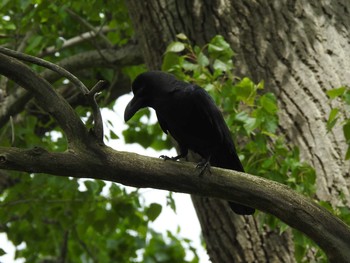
[124,71,177,122]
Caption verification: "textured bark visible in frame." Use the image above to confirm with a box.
[211,0,350,206]
[191,197,295,263]
[126,0,350,262]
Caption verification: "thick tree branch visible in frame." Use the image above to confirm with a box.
[0,145,349,262]
[52,43,143,70]
[0,53,89,146]
[0,46,90,95]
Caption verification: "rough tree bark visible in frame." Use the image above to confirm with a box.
[126,0,350,262]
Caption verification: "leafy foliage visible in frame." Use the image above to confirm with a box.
[0,0,132,51]
[326,86,350,159]
[0,176,198,262]
[122,108,173,151]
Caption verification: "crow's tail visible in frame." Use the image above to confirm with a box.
[211,147,255,215]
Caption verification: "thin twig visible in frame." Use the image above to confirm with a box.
[59,230,69,263]
[10,116,14,146]
[0,46,89,95]
[16,29,35,52]
[65,8,113,49]
[65,8,114,65]
[74,227,98,263]
[86,80,108,143]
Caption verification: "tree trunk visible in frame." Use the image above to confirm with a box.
[126,0,350,262]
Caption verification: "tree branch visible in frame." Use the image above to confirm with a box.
[0,46,89,94]
[0,43,142,129]
[0,145,349,262]
[0,53,89,146]
[39,26,113,57]
[65,8,113,49]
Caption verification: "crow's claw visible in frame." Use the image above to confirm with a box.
[160,155,176,161]
[196,160,211,176]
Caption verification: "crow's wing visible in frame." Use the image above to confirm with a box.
[156,111,169,134]
[191,86,235,148]
[191,85,244,171]
[191,85,254,214]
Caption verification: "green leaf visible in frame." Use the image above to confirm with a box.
[208,43,224,52]
[0,0,11,8]
[343,91,350,105]
[327,86,347,99]
[343,121,350,142]
[243,117,258,133]
[166,192,176,213]
[326,108,339,132]
[278,222,289,234]
[123,65,147,81]
[197,52,209,67]
[146,203,162,222]
[257,80,265,90]
[0,248,6,256]
[182,60,199,71]
[4,22,16,30]
[213,59,232,72]
[176,33,188,40]
[109,130,119,139]
[260,93,278,114]
[20,0,32,10]
[345,147,350,160]
[166,41,185,53]
[162,52,181,71]
[26,35,44,52]
[208,35,234,59]
[55,37,64,49]
[236,77,256,105]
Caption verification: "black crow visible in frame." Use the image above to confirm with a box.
[124,71,255,215]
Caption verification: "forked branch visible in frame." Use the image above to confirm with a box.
[0,53,88,145]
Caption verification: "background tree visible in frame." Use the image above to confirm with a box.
[126,0,350,262]
[0,0,350,263]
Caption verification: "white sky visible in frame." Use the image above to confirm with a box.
[0,94,210,263]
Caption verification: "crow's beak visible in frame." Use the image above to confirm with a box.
[124,96,144,122]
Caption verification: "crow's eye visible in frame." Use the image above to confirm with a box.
[134,85,145,96]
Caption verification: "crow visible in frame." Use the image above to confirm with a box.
[124,71,255,215]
